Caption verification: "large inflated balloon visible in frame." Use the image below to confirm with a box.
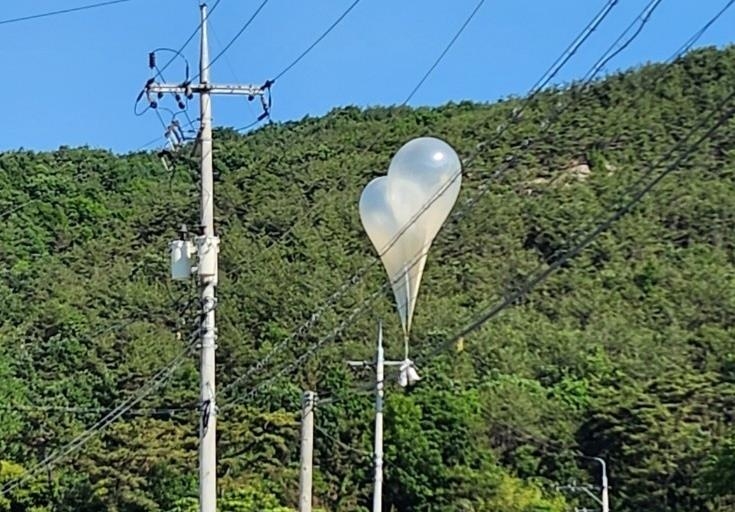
[359,176,429,333]
[359,137,462,334]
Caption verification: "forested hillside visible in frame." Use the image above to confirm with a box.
[0,45,734,511]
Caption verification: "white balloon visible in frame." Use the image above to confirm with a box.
[388,137,462,242]
[359,137,462,335]
[359,176,429,333]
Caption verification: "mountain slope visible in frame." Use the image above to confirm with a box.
[0,45,733,511]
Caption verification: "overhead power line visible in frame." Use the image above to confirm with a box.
[138,1,273,148]
[230,0,612,291]
[219,0,624,403]
[315,425,372,459]
[668,0,735,62]
[586,0,663,79]
[403,0,486,105]
[270,0,363,83]
[328,0,626,313]
[197,0,273,80]
[234,0,620,270]
[150,0,363,138]
[0,0,135,26]
[0,341,195,497]
[225,0,618,398]
[529,0,620,94]
[435,0,668,286]
[0,403,195,416]
[419,88,735,361]
[224,0,733,406]
[446,0,731,300]
[221,280,387,409]
[232,0,364,132]
[440,0,734,334]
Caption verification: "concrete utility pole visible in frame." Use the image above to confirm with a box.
[156,4,265,512]
[372,329,385,512]
[348,322,416,512]
[299,391,316,512]
[595,457,610,512]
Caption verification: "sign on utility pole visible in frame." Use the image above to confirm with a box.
[157,4,265,512]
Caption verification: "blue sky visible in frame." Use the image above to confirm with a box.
[0,0,733,153]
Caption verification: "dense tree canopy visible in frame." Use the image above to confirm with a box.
[0,45,733,511]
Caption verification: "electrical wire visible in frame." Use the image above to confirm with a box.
[376,0,661,288]
[218,0,623,403]
[134,49,196,124]
[222,0,732,408]
[296,86,734,490]
[450,0,731,289]
[447,0,732,326]
[154,108,171,135]
[209,17,261,123]
[237,117,265,132]
[416,88,735,363]
[192,0,637,413]
[152,47,192,81]
[144,0,725,440]
[195,0,273,81]
[231,0,620,272]
[271,0,363,83]
[527,0,620,95]
[0,403,195,416]
[218,0,502,355]
[0,199,37,220]
[315,425,372,458]
[113,1,729,489]
[0,341,196,497]
[429,0,670,265]
[133,135,166,151]
[209,20,241,83]
[219,0,625,402]
[155,0,223,79]
[667,0,735,63]
[221,284,386,408]
[0,0,135,26]
[585,0,663,79]
[1,346,193,496]
[14,1,718,490]
[230,0,365,131]
[137,2,272,151]
[153,50,199,132]
[403,0,486,105]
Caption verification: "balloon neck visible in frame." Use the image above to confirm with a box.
[403,332,410,360]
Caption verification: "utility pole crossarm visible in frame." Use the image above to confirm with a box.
[347,360,404,368]
[147,83,266,96]
[346,360,372,369]
[557,484,603,506]
[557,458,609,512]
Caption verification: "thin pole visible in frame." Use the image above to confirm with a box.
[373,322,384,512]
[299,391,316,512]
[198,4,217,512]
[598,458,609,512]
